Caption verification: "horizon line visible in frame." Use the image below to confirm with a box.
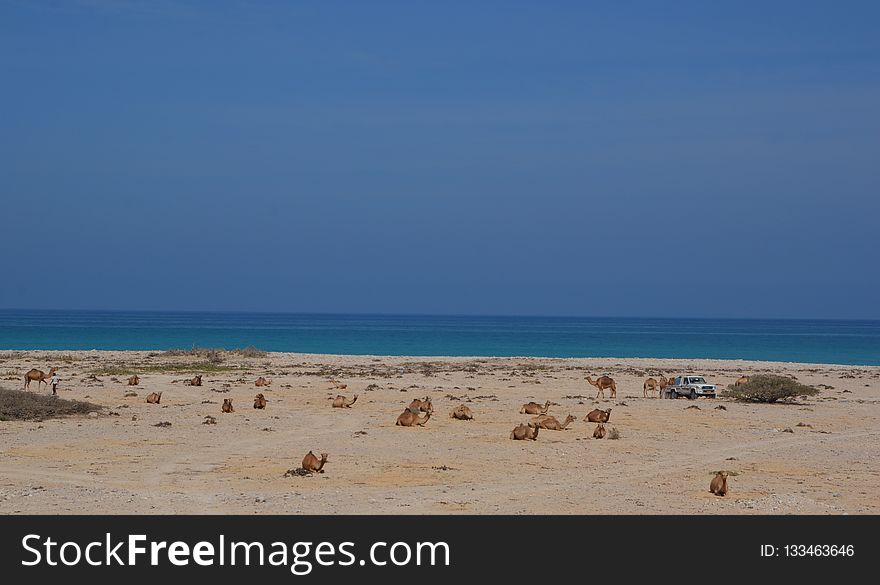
[0,307,878,323]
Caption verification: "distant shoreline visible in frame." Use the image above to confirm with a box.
[2,311,878,366]
[3,348,878,370]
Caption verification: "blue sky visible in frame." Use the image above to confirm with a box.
[2,1,878,318]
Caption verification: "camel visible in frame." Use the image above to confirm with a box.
[145,391,162,404]
[329,379,347,390]
[734,376,750,387]
[710,471,729,496]
[221,398,234,413]
[643,377,659,398]
[519,400,551,415]
[302,451,328,473]
[510,423,539,440]
[255,377,269,387]
[253,393,267,409]
[396,409,431,427]
[586,375,617,399]
[127,375,140,386]
[331,394,358,408]
[408,397,433,414]
[592,423,607,439]
[530,414,576,430]
[186,375,202,387]
[23,367,56,391]
[584,408,612,423]
[450,405,474,420]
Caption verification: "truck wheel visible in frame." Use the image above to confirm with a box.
[689,389,697,400]
[671,390,677,399]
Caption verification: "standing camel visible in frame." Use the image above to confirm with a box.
[24,367,56,391]
[643,377,660,398]
[586,375,617,399]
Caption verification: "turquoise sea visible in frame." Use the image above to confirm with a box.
[0,310,878,365]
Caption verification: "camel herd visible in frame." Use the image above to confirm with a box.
[20,365,743,494]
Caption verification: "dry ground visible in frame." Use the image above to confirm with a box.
[1,350,878,514]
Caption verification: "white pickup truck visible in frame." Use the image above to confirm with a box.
[664,376,717,399]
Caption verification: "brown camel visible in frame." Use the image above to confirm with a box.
[255,376,270,387]
[643,377,659,398]
[186,375,202,387]
[450,405,474,420]
[23,367,56,390]
[586,375,617,399]
[331,394,358,408]
[530,414,576,430]
[734,376,750,387]
[408,397,433,414]
[145,391,162,404]
[253,393,267,409]
[710,471,729,496]
[302,451,328,473]
[519,400,551,415]
[127,375,140,386]
[396,410,431,427]
[584,408,612,423]
[592,423,607,439]
[221,398,234,413]
[510,423,539,440]
[329,379,347,390]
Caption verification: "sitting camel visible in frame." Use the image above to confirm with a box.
[408,397,433,414]
[302,451,328,473]
[396,409,431,427]
[450,405,474,420]
[710,471,729,496]
[519,400,551,415]
[23,367,56,391]
[643,377,659,398]
[255,376,270,387]
[586,375,617,399]
[221,398,234,413]
[592,423,607,439]
[584,408,612,423]
[329,379,347,390]
[332,394,358,408]
[253,393,267,409]
[145,391,162,404]
[734,376,750,387]
[510,423,539,440]
[127,375,140,386]
[530,414,576,430]
[186,375,203,387]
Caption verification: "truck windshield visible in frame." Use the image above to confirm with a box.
[689,377,706,384]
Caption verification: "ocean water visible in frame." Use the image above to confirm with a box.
[0,310,878,365]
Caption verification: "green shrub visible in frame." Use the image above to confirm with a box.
[0,387,101,421]
[722,374,819,403]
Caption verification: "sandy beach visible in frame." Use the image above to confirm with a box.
[1,350,878,515]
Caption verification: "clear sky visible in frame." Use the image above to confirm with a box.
[2,1,878,318]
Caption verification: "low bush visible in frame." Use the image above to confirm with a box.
[722,374,819,403]
[0,387,102,421]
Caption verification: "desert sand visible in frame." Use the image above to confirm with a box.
[1,350,878,515]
